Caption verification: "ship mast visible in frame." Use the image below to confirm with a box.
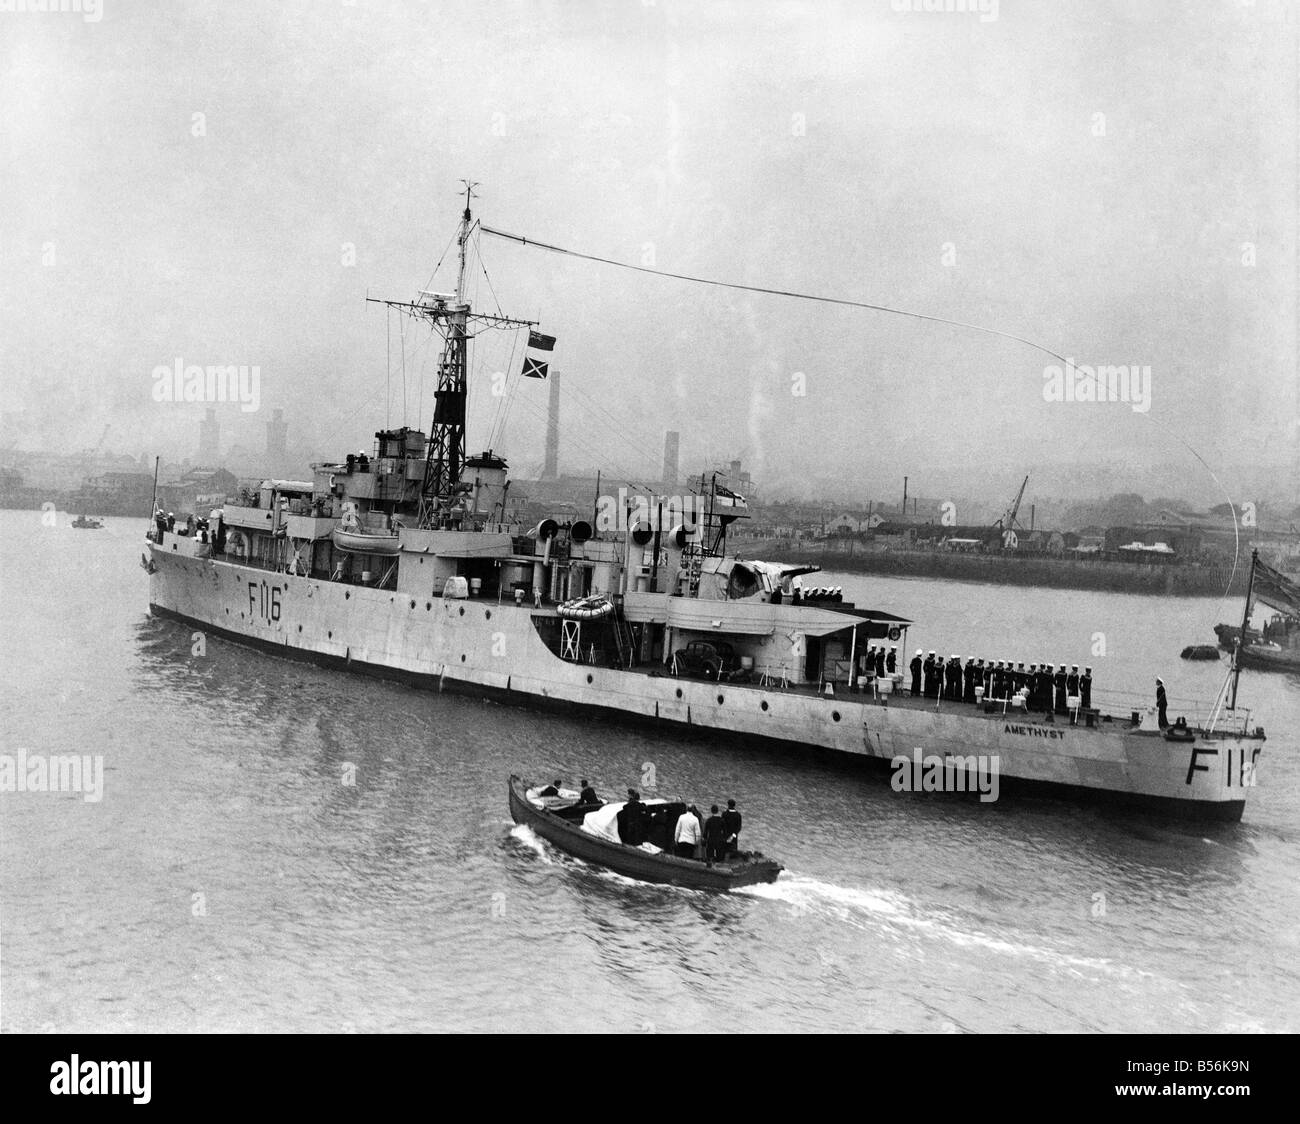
[1228,548,1257,710]
[421,180,477,524]
[367,182,536,529]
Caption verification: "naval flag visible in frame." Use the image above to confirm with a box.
[1250,556,1300,617]
[521,330,555,379]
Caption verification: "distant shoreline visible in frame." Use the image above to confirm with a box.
[733,540,1248,598]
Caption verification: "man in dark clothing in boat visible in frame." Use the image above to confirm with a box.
[721,799,742,856]
[579,779,599,805]
[703,805,728,866]
[618,789,645,846]
[1156,678,1169,728]
[538,779,564,797]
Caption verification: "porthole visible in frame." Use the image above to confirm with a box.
[675,688,683,699]
[328,631,332,639]
[345,591,350,600]
[410,600,416,609]
[760,700,769,711]
[587,674,594,684]
[459,606,465,617]
[426,602,432,610]
[832,711,841,722]
[717,694,725,704]
[298,625,302,633]
[485,610,491,620]
[461,654,466,662]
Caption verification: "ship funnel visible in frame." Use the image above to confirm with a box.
[630,520,653,545]
[570,520,593,544]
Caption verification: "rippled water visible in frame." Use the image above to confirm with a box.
[2,510,1297,1032]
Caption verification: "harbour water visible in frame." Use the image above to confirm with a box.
[2,509,1297,1033]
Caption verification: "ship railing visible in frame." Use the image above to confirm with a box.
[1089,687,1255,735]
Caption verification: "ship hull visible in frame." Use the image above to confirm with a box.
[148,548,1261,822]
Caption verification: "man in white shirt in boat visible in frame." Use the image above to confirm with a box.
[674,804,702,859]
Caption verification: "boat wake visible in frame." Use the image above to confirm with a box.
[740,875,1144,979]
[508,824,555,863]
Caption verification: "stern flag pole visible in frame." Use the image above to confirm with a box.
[149,455,160,535]
[1229,548,1257,711]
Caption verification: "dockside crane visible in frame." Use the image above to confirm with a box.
[993,474,1029,548]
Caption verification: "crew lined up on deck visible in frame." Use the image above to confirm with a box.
[855,645,898,680]
[905,651,1093,713]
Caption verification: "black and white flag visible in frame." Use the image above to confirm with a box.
[521,330,555,379]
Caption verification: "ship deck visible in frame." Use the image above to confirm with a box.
[630,667,1254,739]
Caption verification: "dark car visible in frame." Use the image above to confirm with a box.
[674,640,737,680]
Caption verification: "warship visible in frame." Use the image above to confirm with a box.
[145,189,1266,821]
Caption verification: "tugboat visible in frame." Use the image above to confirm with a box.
[1214,554,1300,672]
[144,185,1266,821]
[508,776,782,890]
[72,515,104,529]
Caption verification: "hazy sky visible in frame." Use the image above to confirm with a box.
[1,0,1295,504]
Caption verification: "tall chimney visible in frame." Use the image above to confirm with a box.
[543,369,560,480]
[265,407,287,468]
[661,430,680,494]
[198,407,219,465]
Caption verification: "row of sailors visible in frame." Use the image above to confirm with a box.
[907,651,1094,712]
[855,645,899,679]
[781,586,843,604]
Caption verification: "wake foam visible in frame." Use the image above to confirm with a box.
[740,875,1141,978]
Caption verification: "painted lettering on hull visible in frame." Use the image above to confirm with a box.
[1004,723,1065,740]
[247,580,282,623]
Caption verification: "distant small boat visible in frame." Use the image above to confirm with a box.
[72,515,104,529]
[1213,621,1300,672]
[508,775,782,891]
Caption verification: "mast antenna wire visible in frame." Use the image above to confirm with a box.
[480,224,1071,366]
[481,223,1243,619]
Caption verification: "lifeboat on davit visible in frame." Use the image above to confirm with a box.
[331,508,401,555]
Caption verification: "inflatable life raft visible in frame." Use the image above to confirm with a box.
[556,595,614,621]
